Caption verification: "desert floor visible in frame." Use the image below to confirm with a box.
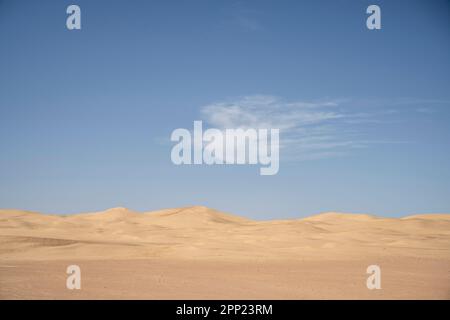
[0,206,449,299]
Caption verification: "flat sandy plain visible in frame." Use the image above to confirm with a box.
[0,206,449,299]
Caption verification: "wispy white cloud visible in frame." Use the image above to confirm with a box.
[416,107,437,114]
[200,95,365,161]
[201,95,343,130]
[228,4,264,32]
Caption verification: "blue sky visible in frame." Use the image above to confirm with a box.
[1,0,449,219]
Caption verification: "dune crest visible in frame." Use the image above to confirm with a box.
[146,206,252,226]
[0,206,449,262]
[401,214,450,220]
[302,212,378,221]
[68,207,140,221]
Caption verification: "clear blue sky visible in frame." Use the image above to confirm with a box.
[1,0,449,219]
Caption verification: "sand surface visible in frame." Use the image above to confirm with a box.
[0,206,449,299]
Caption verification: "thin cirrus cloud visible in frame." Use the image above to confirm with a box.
[200,95,386,161]
[227,2,264,32]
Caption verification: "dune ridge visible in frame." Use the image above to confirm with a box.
[1,206,449,261]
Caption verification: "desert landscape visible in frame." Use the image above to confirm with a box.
[0,206,449,299]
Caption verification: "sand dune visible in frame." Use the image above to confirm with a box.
[0,206,449,299]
